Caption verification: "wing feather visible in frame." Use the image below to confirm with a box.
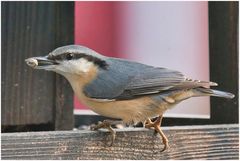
[83,58,213,100]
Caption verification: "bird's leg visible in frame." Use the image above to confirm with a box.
[90,119,123,146]
[145,115,169,152]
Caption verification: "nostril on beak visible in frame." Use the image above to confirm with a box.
[25,58,38,68]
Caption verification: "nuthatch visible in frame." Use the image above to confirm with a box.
[25,45,235,151]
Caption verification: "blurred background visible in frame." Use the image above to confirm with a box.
[74,1,210,119]
[1,1,238,132]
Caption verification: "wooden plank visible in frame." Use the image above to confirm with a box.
[53,2,74,130]
[209,1,239,123]
[1,2,74,131]
[1,2,56,126]
[1,124,239,160]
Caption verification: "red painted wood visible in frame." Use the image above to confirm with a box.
[74,2,120,110]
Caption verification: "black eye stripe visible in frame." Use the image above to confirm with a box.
[65,53,74,60]
[47,54,62,61]
[75,54,109,69]
[48,53,74,61]
[48,53,108,69]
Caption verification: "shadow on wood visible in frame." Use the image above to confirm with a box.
[1,124,239,160]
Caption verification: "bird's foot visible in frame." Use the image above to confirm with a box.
[145,116,169,152]
[90,120,122,146]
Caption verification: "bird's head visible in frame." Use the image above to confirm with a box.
[25,45,108,77]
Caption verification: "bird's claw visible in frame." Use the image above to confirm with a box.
[145,116,169,152]
[90,121,103,130]
[90,120,116,146]
[160,140,170,152]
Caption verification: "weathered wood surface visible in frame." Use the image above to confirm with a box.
[1,1,55,126]
[209,1,239,123]
[53,2,74,131]
[1,124,239,160]
[1,2,74,131]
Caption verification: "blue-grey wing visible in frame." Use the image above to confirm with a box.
[83,57,190,100]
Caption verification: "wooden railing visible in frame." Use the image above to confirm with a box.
[1,124,239,160]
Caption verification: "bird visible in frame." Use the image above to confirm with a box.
[25,45,235,152]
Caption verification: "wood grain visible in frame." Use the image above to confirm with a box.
[53,2,74,130]
[1,2,56,126]
[1,2,74,131]
[209,1,239,123]
[1,124,239,160]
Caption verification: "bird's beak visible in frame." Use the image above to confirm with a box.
[25,56,58,70]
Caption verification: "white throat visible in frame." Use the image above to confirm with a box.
[55,58,95,75]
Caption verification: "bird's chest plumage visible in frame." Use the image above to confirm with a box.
[69,79,169,123]
[64,71,171,124]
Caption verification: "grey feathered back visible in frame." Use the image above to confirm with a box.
[83,57,193,100]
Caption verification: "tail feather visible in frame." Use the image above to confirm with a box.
[194,87,235,99]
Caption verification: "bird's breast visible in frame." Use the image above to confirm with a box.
[73,85,170,124]
[64,73,176,124]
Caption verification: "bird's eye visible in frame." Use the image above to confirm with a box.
[66,53,74,60]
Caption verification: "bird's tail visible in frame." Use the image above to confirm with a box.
[193,87,235,99]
